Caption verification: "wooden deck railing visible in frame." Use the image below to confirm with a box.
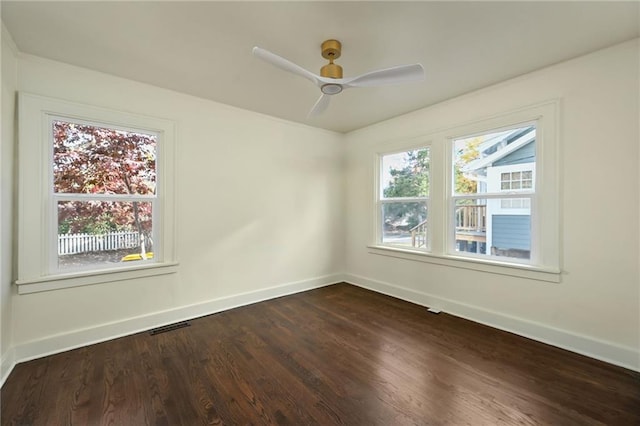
[455,204,486,233]
[409,204,487,248]
[410,221,428,248]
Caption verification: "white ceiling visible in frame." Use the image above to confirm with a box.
[2,1,639,133]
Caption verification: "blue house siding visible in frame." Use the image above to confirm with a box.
[494,140,535,166]
[492,215,531,250]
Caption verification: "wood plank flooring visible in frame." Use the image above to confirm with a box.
[2,283,639,425]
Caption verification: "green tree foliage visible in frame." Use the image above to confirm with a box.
[53,121,156,249]
[383,149,429,198]
[383,149,429,230]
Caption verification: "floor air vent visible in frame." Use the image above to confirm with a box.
[149,321,191,335]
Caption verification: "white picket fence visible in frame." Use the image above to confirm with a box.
[58,231,141,255]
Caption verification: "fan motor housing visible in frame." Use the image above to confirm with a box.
[321,63,343,79]
[321,39,343,79]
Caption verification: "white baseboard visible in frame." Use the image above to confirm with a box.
[11,274,343,367]
[344,273,640,372]
[1,347,16,388]
[8,272,637,383]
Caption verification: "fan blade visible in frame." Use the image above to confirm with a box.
[344,64,424,88]
[252,47,320,86]
[308,94,331,117]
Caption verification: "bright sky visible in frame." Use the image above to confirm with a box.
[381,151,411,191]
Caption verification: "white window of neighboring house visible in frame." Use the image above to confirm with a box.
[377,147,430,250]
[499,168,533,209]
[370,100,560,282]
[500,170,533,191]
[16,93,178,294]
[500,198,531,209]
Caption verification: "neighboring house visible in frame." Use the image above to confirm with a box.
[460,126,536,258]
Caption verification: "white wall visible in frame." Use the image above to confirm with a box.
[7,53,345,359]
[1,26,18,382]
[2,31,638,377]
[344,39,640,370]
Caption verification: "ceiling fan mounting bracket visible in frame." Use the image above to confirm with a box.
[321,39,341,60]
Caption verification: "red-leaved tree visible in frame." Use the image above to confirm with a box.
[53,121,156,251]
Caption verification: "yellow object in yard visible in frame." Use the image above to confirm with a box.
[121,252,154,262]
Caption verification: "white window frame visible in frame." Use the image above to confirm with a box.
[49,116,160,275]
[370,100,560,283]
[449,121,537,265]
[375,144,431,252]
[16,93,178,294]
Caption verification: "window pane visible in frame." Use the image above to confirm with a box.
[453,125,536,195]
[454,198,531,260]
[382,202,427,248]
[381,148,429,198]
[57,200,153,269]
[53,120,156,195]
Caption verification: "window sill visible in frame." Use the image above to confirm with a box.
[15,262,179,294]
[367,245,561,283]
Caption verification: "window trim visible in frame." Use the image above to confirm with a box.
[366,245,561,283]
[370,100,560,281]
[16,93,178,294]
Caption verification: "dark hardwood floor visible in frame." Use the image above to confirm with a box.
[2,283,639,425]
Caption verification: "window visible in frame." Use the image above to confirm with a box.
[451,124,536,261]
[16,93,177,294]
[371,101,560,281]
[53,120,157,272]
[377,147,430,249]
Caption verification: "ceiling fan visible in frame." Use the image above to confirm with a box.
[252,39,425,117]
